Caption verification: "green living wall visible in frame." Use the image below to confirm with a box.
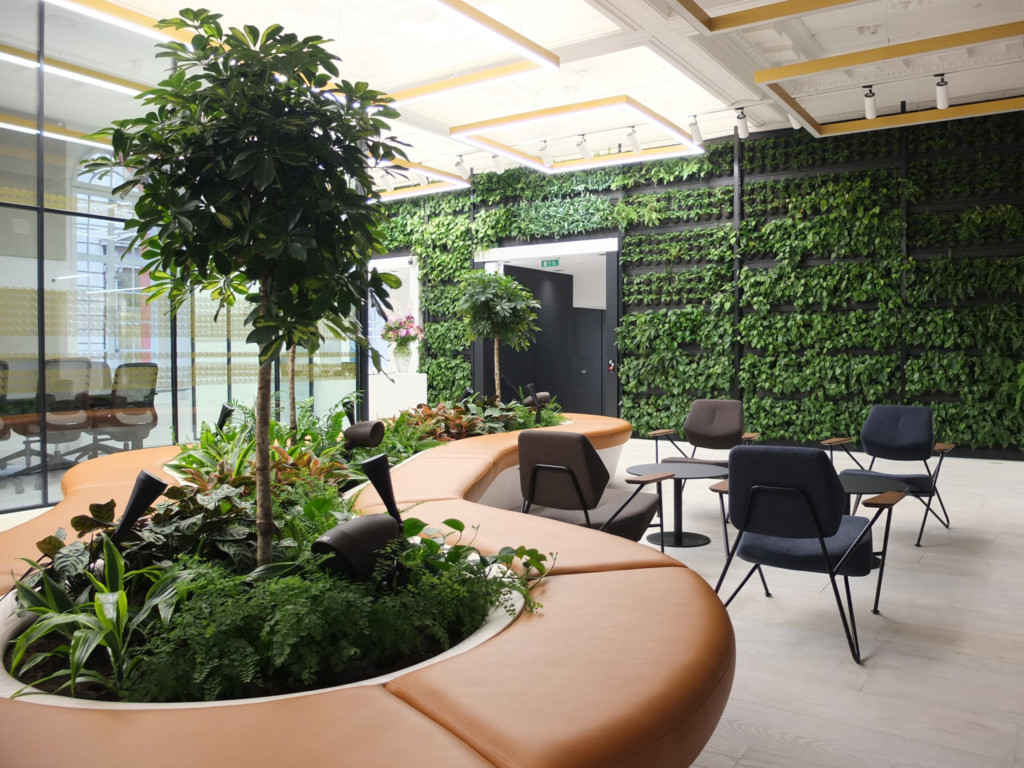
[378,112,1024,452]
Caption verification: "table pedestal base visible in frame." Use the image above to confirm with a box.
[647,531,711,548]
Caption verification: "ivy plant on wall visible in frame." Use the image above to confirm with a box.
[375,112,1024,452]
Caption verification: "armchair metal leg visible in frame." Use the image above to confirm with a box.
[715,532,771,607]
[872,507,893,615]
[915,489,951,547]
[716,493,729,556]
[828,573,862,663]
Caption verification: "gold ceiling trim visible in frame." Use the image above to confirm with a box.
[433,0,559,69]
[450,95,694,144]
[756,22,1024,83]
[385,0,560,105]
[389,60,538,105]
[764,84,823,134]
[816,96,1024,136]
[61,0,192,43]
[672,0,870,34]
[376,159,471,200]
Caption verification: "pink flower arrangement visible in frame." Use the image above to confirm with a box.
[381,313,425,348]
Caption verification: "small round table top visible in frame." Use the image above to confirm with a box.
[627,462,728,481]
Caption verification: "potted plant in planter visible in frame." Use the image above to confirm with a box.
[381,312,425,373]
[83,8,404,568]
[456,270,539,400]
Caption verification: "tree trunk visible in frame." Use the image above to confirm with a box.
[493,338,501,401]
[288,345,297,435]
[254,356,274,567]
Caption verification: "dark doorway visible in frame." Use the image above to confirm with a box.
[482,265,605,415]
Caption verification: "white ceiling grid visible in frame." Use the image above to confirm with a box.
[2,0,1020,195]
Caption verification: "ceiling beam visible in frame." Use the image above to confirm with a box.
[756,22,1024,83]
[671,0,873,34]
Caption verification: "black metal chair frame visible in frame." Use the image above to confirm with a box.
[521,462,664,541]
[715,484,874,663]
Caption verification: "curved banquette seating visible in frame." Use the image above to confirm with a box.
[0,415,734,768]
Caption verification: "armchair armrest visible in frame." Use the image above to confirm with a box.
[647,429,675,438]
[708,479,729,495]
[741,431,760,441]
[935,442,955,453]
[821,437,852,446]
[863,491,906,508]
[626,472,674,486]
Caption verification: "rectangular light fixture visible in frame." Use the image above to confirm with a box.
[450,94,702,174]
[46,0,189,43]
[431,0,559,70]
[388,0,559,106]
[375,159,471,201]
[1,40,147,97]
[0,112,111,150]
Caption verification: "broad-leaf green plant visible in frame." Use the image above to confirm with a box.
[11,536,188,699]
[82,9,405,567]
[456,270,540,398]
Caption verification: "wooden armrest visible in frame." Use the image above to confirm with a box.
[821,437,852,446]
[935,442,955,453]
[862,491,906,508]
[647,429,675,438]
[742,431,760,441]
[708,479,729,495]
[626,472,674,486]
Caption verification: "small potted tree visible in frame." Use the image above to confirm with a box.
[456,270,539,399]
[84,9,404,566]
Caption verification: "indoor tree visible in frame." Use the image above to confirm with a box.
[456,270,539,399]
[84,9,404,567]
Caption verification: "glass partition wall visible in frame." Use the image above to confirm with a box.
[0,1,360,513]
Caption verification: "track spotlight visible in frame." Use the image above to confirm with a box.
[492,154,502,174]
[935,74,949,110]
[688,116,702,146]
[538,141,553,168]
[626,126,642,154]
[735,108,748,139]
[454,156,470,180]
[863,85,877,119]
[577,135,593,162]
[381,174,394,192]
[788,114,802,130]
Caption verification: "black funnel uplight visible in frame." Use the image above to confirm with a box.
[343,420,385,450]
[216,403,235,432]
[524,383,550,424]
[111,470,168,544]
[311,515,400,580]
[360,453,402,526]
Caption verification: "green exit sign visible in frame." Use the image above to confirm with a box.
[541,259,560,268]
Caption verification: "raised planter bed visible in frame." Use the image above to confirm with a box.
[0,415,734,768]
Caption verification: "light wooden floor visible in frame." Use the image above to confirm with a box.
[611,439,1024,768]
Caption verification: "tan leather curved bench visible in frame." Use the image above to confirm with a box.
[0,415,734,768]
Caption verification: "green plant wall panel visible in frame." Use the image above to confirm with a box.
[378,111,1024,451]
